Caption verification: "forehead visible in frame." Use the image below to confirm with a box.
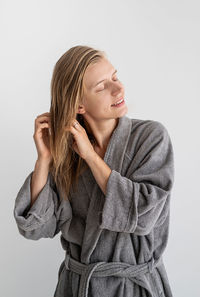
[84,58,115,89]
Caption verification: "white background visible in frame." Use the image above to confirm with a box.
[1,0,199,296]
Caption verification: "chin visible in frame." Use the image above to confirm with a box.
[118,106,128,117]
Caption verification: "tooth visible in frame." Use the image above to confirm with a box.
[112,99,124,106]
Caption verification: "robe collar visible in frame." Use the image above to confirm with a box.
[80,114,132,264]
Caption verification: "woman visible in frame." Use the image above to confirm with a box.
[13,45,174,297]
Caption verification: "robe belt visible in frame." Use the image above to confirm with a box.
[64,252,162,297]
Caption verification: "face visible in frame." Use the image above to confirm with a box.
[79,57,128,120]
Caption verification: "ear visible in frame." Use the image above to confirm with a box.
[77,105,86,115]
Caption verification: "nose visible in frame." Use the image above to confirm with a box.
[111,81,124,96]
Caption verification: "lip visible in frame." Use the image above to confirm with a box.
[111,97,124,106]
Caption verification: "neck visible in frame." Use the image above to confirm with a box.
[83,116,119,150]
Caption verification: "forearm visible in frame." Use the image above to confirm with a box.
[30,159,51,207]
[84,152,111,195]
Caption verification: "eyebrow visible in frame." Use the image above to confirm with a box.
[92,69,118,88]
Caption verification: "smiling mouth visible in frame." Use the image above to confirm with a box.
[111,98,125,106]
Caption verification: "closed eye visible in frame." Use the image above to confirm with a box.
[96,77,119,92]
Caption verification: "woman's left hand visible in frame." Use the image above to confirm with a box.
[66,119,95,160]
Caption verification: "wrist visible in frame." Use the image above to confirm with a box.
[84,150,97,164]
[36,157,51,168]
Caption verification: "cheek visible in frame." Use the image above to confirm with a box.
[97,94,110,106]
[88,93,111,111]
[91,94,106,107]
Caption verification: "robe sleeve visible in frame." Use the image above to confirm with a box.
[13,171,72,240]
[99,121,174,235]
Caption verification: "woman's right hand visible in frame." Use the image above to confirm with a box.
[33,112,52,163]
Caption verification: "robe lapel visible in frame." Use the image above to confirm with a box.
[81,115,132,264]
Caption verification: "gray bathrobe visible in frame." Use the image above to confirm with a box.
[13,115,174,297]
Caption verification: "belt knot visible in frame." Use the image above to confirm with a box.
[63,253,162,297]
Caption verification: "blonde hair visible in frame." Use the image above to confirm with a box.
[49,45,106,201]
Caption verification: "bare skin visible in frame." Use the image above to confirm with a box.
[77,57,128,152]
[30,57,128,205]
[94,146,106,159]
[66,58,128,194]
[30,113,52,207]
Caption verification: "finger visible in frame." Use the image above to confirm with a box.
[35,115,51,121]
[35,116,51,126]
[34,122,50,137]
[65,126,76,133]
[37,122,50,130]
[71,121,82,131]
[36,112,51,118]
[35,118,51,131]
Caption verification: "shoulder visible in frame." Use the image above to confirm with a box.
[129,117,170,140]
[124,117,172,158]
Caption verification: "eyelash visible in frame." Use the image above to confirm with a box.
[97,77,119,92]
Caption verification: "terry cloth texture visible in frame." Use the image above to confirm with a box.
[13,115,174,297]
